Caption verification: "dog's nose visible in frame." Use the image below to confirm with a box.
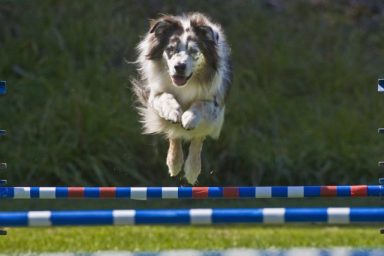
[174,63,186,73]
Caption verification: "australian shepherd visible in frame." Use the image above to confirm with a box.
[132,13,232,184]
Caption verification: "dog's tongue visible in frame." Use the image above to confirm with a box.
[172,75,187,86]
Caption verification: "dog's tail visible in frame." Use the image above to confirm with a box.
[131,77,149,107]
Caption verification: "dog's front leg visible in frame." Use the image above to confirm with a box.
[181,100,220,130]
[149,92,182,123]
[184,137,204,184]
[167,138,184,177]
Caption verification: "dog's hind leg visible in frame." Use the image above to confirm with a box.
[184,138,204,185]
[167,138,184,177]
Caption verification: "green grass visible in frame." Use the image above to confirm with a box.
[1,1,384,187]
[1,2,384,252]
[0,226,383,253]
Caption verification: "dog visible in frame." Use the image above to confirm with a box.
[132,13,232,184]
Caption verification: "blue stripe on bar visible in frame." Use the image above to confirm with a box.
[336,186,351,197]
[285,208,327,222]
[208,187,223,197]
[135,209,190,224]
[350,208,384,222]
[51,210,114,226]
[0,81,6,95]
[0,187,13,198]
[239,187,255,197]
[368,186,381,196]
[0,212,28,226]
[84,187,100,198]
[212,209,262,223]
[30,187,39,198]
[55,187,68,198]
[272,186,287,197]
[116,187,130,198]
[178,187,192,198]
[304,186,321,197]
[147,187,162,198]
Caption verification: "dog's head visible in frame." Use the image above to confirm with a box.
[145,13,219,87]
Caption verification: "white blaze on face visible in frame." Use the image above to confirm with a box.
[163,27,203,87]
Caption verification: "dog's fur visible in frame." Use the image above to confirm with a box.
[132,13,232,184]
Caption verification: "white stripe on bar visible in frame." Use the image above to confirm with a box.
[39,187,56,199]
[327,208,350,224]
[222,249,262,256]
[285,248,323,256]
[287,186,304,198]
[14,187,31,199]
[158,250,202,256]
[263,208,285,224]
[190,209,212,224]
[255,187,272,198]
[378,83,384,92]
[130,187,147,200]
[112,210,135,225]
[161,187,179,199]
[28,211,51,226]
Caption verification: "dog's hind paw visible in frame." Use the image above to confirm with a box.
[184,169,200,185]
[184,157,201,185]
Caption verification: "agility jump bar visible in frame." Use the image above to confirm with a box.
[378,79,384,92]
[1,208,384,226]
[0,185,381,200]
[0,81,6,95]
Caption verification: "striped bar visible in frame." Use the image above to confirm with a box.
[0,208,384,226]
[0,81,6,95]
[0,185,381,200]
[379,79,384,92]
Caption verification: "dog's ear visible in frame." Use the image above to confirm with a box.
[195,25,218,43]
[149,20,169,35]
[149,17,179,36]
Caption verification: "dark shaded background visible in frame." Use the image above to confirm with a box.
[1,0,384,186]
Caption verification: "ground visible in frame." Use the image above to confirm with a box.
[0,226,383,253]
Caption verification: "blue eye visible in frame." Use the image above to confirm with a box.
[189,48,198,55]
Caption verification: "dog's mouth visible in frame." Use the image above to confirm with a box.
[171,73,193,86]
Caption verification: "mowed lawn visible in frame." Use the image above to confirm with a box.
[0,225,382,253]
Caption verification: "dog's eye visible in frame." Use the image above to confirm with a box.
[166,46,176,54]
[188,48,198,55]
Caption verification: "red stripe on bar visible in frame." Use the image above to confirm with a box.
[68,187,84,198]
[100,187,116,198]
[350,185,368,197]
[192,187,209,198]
[320,186,337,196]
[223,187,239,198]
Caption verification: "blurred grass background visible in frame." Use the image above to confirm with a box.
[1,0,384,187]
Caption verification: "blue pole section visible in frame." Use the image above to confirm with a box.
[1,208,384,226]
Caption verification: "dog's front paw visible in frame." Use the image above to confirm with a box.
[156,94,182,123]
[182,110,201,130]
[164,107,182,123]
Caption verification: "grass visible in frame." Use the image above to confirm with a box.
[0,226,383,253]
[1,2,384,252]
[1,1,384,187]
